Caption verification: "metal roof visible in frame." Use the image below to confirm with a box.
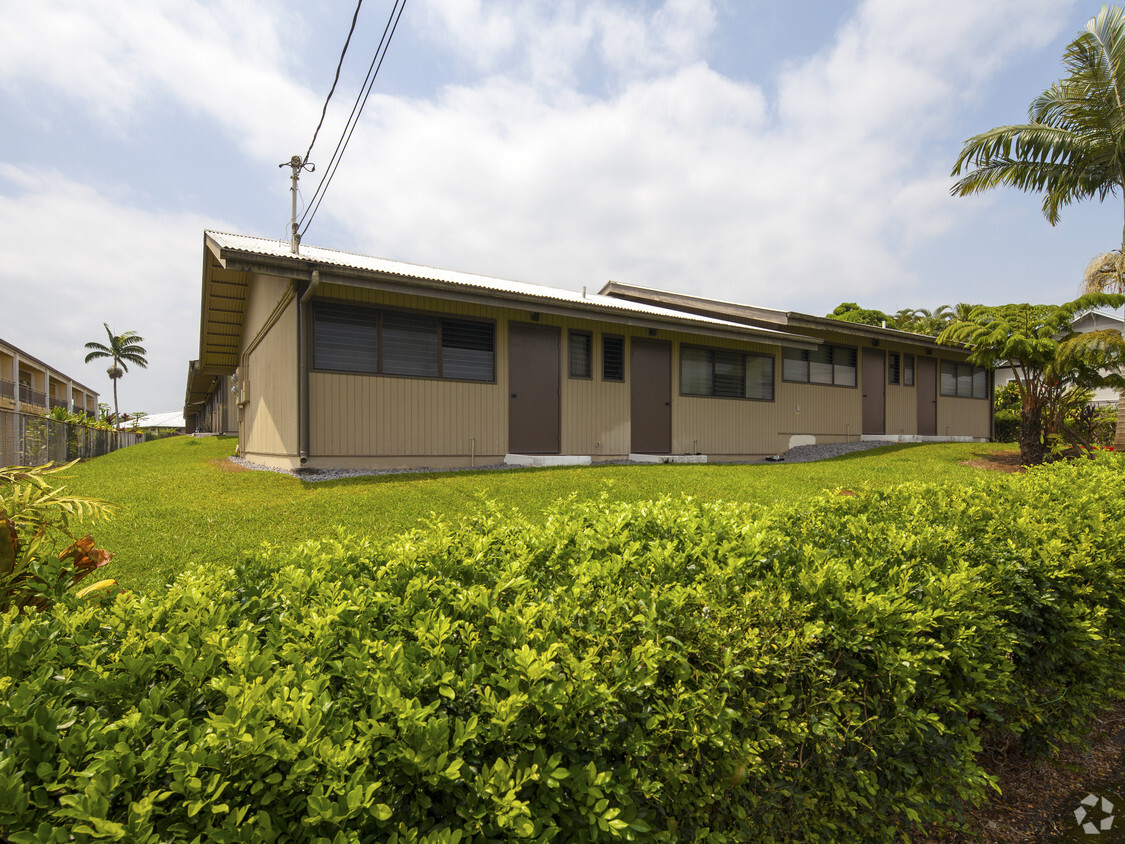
[203,231,819,348]
[598,281,959,349]
[136,411,185,429]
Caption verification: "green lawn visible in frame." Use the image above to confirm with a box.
[57,435,1015,592]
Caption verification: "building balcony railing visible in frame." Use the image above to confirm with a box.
[19,384,47,406]
[49,397,68,411]
[0,379,13,400]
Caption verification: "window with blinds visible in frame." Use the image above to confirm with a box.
[680,346,774,401]
[569,331,592,378]
[383,311,439,377]
[888,352,900,385]
[312,303,379,373]
[312,303,494,381]
[602,335,624,381]
[940,361,988,398]
[744,354,774,401]
[781,345,857,387]
[442,319,494,381]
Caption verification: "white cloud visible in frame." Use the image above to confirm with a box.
[0,0,1105,420]
[415,0,718,88]
[0,0,317,156]
[0,166,228,413]
[305,0,1077,309]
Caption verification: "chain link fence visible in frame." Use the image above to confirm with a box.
[0,409,142,467]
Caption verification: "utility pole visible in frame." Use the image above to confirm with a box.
[280,156,314,254]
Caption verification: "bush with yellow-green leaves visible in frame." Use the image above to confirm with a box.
[3,457,1124,842]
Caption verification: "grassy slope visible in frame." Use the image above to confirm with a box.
[58,435,1012,592]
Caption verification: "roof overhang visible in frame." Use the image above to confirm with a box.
[198,237,254,374]
[200,231,820,350]
[183,360,218,415]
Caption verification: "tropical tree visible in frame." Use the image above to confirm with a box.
[83,324,148,431]
[938,293,1125,464]
[826,302,890,327]
[951,5,1125,444]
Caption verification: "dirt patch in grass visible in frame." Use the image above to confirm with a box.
[960,450,1025,474]
[209,458,250,472]
[924,702,1125,842]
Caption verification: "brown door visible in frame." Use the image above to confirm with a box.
[631,339,671,453]
[508,322,560,454]
[862,348,885,435]
[917,357,937,436]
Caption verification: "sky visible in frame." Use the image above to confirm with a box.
[2,0,1122,413]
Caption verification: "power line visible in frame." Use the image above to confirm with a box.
[298,0,408,237]
[302,0,365,168]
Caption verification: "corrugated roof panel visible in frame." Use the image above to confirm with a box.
[205,231,816,345]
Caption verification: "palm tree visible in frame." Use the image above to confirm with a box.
[951,5,1125,445]
[83,324,148,430]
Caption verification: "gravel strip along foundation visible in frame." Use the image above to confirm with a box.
[227,440,898,481]
[772,440,897,463]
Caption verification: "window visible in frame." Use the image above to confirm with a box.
[312,303,379,373]
[602,335,624,381]
[903,354,915,387]
[569,331,592,378]
[744,355,774,401]
[680,346,774,401]
[442,319,495,381]
[940,361,988,399]
[312,302,494,381]
[782,345,857,387]
[383,311,439,377]
[888,352,900,385]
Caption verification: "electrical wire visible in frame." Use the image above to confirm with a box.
[302,0,365,167]
[299,0,405,234]
[299,0,408,237]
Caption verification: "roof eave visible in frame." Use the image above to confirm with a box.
[207,239,820,350]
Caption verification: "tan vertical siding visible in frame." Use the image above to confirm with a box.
[242,296,298,459]
[310,374,505,457]
[885,385,917,435]
[937,396,991,438]
[559,322,630,455]
[309,286,509,462]
[279,284,996,467]
[243,274,293,342]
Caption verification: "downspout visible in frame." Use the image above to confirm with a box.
[296,270,319,466]
[989,368,996,442]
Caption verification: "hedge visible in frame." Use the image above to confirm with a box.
[3,457,1125,842]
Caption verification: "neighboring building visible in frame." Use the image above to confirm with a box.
[993,309,1124,406]
[185,231,992,471]
[135,411,187,433]
[0,338,99,418]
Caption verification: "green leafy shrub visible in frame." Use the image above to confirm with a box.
[994,409,1019,442]
[993,381,1021,413]
[3,458,1125,841]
